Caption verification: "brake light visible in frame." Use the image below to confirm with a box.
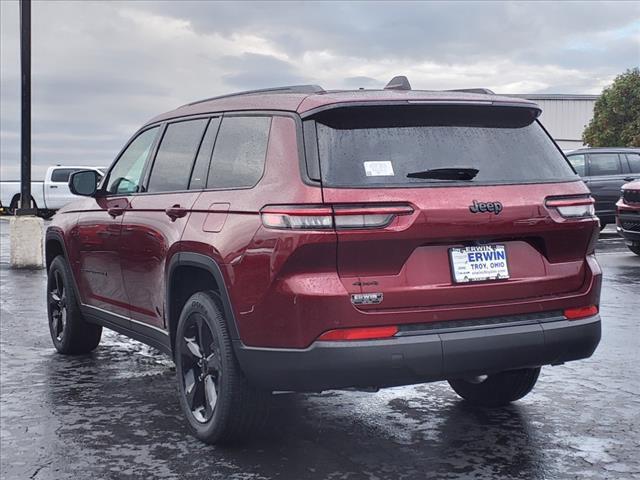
[546,196,595,219]
[564,305,598,320]
[317,325,398,341]
[261,204,414,230]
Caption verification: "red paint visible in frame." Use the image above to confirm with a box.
[48,93,602,352]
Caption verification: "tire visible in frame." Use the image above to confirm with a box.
[175,290,270,445]
[47,255,102,354]
[628,244,640,256]
[448,367,541,407]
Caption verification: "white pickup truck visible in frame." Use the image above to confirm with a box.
[0,165,105,218]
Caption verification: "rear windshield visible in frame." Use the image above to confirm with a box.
[311,105,577,187]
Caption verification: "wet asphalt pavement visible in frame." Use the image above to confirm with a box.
[1,219,638,480]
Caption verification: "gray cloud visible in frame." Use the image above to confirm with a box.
[1,0,639,179]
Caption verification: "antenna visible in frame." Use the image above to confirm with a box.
[384,76,412,91]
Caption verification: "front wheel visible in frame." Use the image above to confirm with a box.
[175,291,270,445]
[448,367,541,407]
[47,255,102,354]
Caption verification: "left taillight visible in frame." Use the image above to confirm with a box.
[545,195,596,219]
[261,204,414,230]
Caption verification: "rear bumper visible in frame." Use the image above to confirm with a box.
[235,314,601,391]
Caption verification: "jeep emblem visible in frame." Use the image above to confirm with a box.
[469,200,503,215]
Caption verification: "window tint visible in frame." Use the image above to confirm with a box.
[626,153,640,173]
[106,127,159,194]
[147,119,208,193]
[313,106,575,187]
[50,168,79,183]
[207,116,271,189]
[589,153,621,176]
[567,154,586,176]
[189,117,221,189]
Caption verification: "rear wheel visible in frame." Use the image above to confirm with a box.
[47,255,102,354]
[448,367,541,407]
[175,291,269,445]
[628,244,640,256]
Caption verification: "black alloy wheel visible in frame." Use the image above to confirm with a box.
[179,312,223,423]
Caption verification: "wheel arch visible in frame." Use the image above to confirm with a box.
[45,231,67,271]
[166,253,241,357]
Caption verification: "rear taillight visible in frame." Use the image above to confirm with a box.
[317,325,398,341]
[564,305,598,320]
[260,206,333,230]
[261,204,414,230]
[546,195,595,219]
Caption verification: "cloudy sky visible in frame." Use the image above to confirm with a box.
[1,1,639,180]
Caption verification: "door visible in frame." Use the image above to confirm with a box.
[121,117,218,330]
[46,168,80,209]
[73,127,160,319]
[585,153,629,223]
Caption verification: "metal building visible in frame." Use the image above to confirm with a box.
[511,94,599,151]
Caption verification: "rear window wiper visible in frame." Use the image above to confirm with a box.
[406,167,479,181]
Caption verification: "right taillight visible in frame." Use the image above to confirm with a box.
[261,204,414,230]
[546,195,596,219]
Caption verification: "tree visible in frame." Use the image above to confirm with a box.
[583,68,640,147]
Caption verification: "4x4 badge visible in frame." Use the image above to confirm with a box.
[469,200,503,215]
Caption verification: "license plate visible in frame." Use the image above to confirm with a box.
[449,245,509,283]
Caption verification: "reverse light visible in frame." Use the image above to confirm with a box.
[564,305,598,320]
[317,325,399,341]
[260,206,333,230]
[546,196,595,219]
[261,204,414,230]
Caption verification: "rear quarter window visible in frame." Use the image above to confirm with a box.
[311,105,577,188]
[206,116,271,189]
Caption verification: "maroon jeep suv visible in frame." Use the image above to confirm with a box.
[46,80,602,445]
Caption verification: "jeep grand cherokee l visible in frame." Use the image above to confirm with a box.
[45,80,602,445]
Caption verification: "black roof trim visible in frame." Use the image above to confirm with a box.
[184,85,325,107]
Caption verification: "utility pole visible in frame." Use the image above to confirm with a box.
[10,0,43,269]
[18,0,34,215]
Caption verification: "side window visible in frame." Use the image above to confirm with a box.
[626,153,640,173]
[566,154,586,176]
[588,153,621,176]
[50,168,78,183]
[147,119,208,193]
[189,117,221,190]
[207,116,271,189]
[106,127,159,194]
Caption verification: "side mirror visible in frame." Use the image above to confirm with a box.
[69,170,100,197]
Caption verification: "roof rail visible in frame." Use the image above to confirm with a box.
[446,88,495,95]
[184,85,325,107]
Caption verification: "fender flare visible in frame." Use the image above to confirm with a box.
[166,252,241,344]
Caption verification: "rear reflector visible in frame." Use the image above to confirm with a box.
[317,325,398,341]
[564,305,598,320]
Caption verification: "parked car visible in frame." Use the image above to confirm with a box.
[616,180,640,255]
[0,165,105,218]
[565,148,640,228]
[45,80,602,445]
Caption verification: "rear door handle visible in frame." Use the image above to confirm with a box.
[107,207,125,218]
[165,205,187,221]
